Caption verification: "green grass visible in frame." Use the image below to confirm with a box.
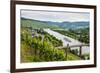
[67,52,81,60]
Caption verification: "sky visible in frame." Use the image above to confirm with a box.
[21,10,90,22]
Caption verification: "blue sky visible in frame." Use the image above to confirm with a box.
[21,10,90,22]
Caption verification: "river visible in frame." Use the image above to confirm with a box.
[43,29,89,55]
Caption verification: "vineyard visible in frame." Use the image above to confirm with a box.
[20,17,90,62]
[21,27,81,62]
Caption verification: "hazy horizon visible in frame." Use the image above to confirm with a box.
[21,10,90,22]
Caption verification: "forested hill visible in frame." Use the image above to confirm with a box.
[21,18,60,29]
[21,17,89,29]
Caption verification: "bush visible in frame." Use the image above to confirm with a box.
[31,37,66,61]
[71,49,78,55]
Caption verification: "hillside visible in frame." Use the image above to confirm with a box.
[46,21,89,29]
[21,17,89,29]
[21,18,60,29]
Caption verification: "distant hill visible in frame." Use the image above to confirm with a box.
[46,21,89,29]
[21,18,60,29]
[21,17,89,29]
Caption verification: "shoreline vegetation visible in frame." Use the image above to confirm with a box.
[21,18,90,63]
